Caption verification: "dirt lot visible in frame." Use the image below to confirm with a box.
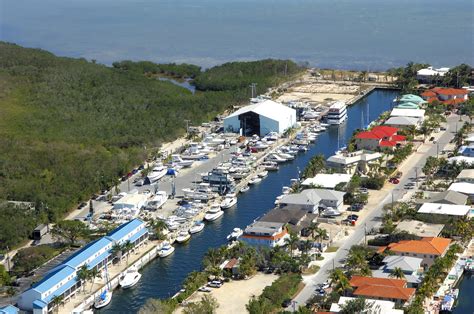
[176,273,278,314]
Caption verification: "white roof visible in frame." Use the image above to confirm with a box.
[327,150,382,165]
[330,297,403,314]
[418,202,470,216]
[301,173,352,188]
[390,108,425,118]
[329,101,346,110]
[417,67,449,77]
[384,116,421,126]
[449,182,474,195]
[226,100,296,122]
[457,169,474,179]
[113,193,148,208]
[448,156,474,165]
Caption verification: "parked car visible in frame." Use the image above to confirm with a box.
[351,203,364,211]
[347,214,359,221]
[198,286,212,292]
[358,187,368,194]
[282,299,292,308]
[389,178,399,184]
[429,136,435,141]
[208,280,223,288]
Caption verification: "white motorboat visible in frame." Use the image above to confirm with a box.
[240,185,250,193]
[158,242,175,257]
[220,195,237,209]
[275,152,294,160]
[248,176,262,185]
[145,191,168,210]
[326,101,348,125]
[172,154,194,168]
[147,164,168,182]
[257,170,268,178]
[176,231,191,243]
[298,145,308,152]
[119,267,142,289]
[94,290,112,309]
[189,221,205,234]
[321,208,342,217]
[226,227,243,241]
[274,195,284,205]
[266,154,287,163]
[262,161,279,171]
[204,205,224,221]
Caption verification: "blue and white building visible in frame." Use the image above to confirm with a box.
[0,305,19,314]
[18,219,148,313]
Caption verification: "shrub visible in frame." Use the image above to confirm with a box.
[12,245,62,276]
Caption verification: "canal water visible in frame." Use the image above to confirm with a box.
[453,275,474,313]
[101,89,399,313]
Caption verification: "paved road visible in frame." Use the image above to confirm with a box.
[290,114,465,309]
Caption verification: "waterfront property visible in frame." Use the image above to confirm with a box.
[416,190,468,206]
[223,100,296,137]
[301,173,352,189]
[354,126,406,151]
[258,207,317,235]
[384,116,422,130]
[421,87,469,106]
[386,237,451,269]
[330,296,403,314]
[278,189,345,212]
[448,182,474,201]
[395,220,444,238]
[389,108,425,120]
[326,150,382,174]
[112,193,148,214]
[348,276,416,307]
[416,67,450,83]
[456,169,474,183]
[18,219,148,313]
[417,203,470,222]
[372,256,423,288]
[240,221,289,247]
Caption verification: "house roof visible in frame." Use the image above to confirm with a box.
[349,276,415,301]
[380,140,397,147]
[31,265,76,293]
[0,305,19,314]
[418,203,470,216]
[457,169,474,180]
[395,220,444,238]
[372,269,422,286]
[260,208,307,225]
[330,296,403,314]
[327,150,382,165]
[399,94,425,104]
[448,182,474,195]
[448,156,474,165]
[301,173,352,188]
[385,116,421,126]
[390,108,426,118]
[243,221,285,236]
[388,237,451,255]
[356,126,399,140]
[382,255,423,272]
[423,190,468,205]
[226,100,296,122]
[279,189,345,206]
[431,87,468,96]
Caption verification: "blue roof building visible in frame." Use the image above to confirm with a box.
[0,305,19,314]
[18,219,148,313]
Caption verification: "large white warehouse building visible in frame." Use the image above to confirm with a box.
[224,100,296,137]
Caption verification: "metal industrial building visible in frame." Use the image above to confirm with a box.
[223,100,296,137]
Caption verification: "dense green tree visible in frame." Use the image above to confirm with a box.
[183,295,218,314]
[51,220,89,246]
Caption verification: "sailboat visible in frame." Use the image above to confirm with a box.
[94,265,112,309]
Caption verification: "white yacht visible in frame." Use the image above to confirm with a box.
[226,228,243,241]
[94,290,112,309]
[119,267,141,289]
[158,242,175,257]
[262,161,279,171]
[326,101,348,125]
[257,170,268,178]
[266,154,287,163]
[321,208,342,217]
[240,185,250,193]
[220,194,237,209]
[189,221,205,234]
[248,176,262,185]
[204,205,224,221]
[171,154,194,168]
[147,164,168,182]
[176,230,191,243]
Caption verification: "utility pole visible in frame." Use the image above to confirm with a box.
[364,223,367,245]
[249,83,257,98]
[436,142,439,158]
[184,119,190,135]
[415,167,418,188]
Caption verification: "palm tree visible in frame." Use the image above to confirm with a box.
[49,295,64,313]
[316,228,329,243]
[284,232,299,257]
[122,240,135,265]
[328,268,351,295]
[307,222,319,240]
[389,267,405,279]
[110,242,123,264]
[88,267,102,292]
[77,264,90,292]
[301,240,313,255]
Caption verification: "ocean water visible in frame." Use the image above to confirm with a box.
[1,0,472,69]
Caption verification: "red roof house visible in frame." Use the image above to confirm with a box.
[387,237,452,268]
[421,88,469,105]
[349,276,415,306]
[355,126,406,151]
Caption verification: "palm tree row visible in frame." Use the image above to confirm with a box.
[76,264,103,293]
[110,240,135,265]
